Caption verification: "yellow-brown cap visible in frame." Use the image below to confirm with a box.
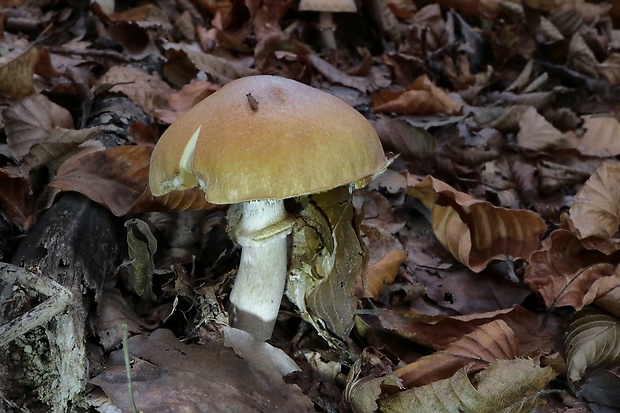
[149,75,387,204]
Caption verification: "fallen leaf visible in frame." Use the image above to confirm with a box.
[0,45,39,98]
[358,249,407,299]
[395,320,519,388]
[2,94,74,160]
[524,229,616,310]
[405,174,546,272]
[91,329,314,412]
[565,308,620,382]
[380,359,556,413]
[578,117,620,157]
[49,145,151,216]
[372,75,463,115]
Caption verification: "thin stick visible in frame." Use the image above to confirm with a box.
[122,323,139,413]
[0,263,72,347]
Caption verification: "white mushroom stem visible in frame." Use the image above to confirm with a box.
[318,11,337,50]
[228,199,292,341]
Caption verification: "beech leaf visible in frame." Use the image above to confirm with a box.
[50,145,152,216]
[395,320,519,388]
[565,309,620,382]
[21,127,99,172]
[405,174,546,272]
[566,161,620,249]
[524,229,615,310]
[578,117,620,157]
[2,94,74,160]
[380,359,556,413]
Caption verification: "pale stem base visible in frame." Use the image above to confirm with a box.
[228,200,289,341]
[319,11,337,50]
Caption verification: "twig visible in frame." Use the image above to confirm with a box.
[122,323,140,413]
[0,263,72,347]
[46,46,133,63]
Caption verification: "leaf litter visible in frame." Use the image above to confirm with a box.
[2,0,620,411]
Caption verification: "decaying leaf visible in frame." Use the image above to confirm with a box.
[123,218,156,300]
[0,45,39,98]
[91,328,314,412]
[380,359,556,413]
[50,145,152,216]
[287,186,368,344]
[565,308,620,382]
[395,320,519,388]
[405,174,546,272]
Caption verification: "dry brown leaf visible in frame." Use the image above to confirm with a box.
[50,145,151,216]
[358,250,407,299]
[395,320,518,388]
[372,118,437,163]
[364,305,552,356]
[98,66,174,118]
[517,106,577,152]
[2,94,74,160]
[21,127,99,172]
[565,161,620,252]
[162,43,259,86]
[154,80,219,124]
[578,117,620,158]
[372,75,463,116]
[405,174,546,272]
[524,229,616,310]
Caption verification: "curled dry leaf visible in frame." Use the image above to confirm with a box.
[524,229,616,310]
[405,174,546,272]
[565,309,620,382]
[380,359,556,413]
[50,145,151,216]
[2,94,74,160]
[357,249,407,300]
[565,161,620,253]
[395,319,519,388]
[372,75,463,116]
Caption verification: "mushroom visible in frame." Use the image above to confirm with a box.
[299,0,357,50]
[149,75,388,341]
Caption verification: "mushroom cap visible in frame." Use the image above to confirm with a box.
[149,75,387,204]
[299,0,357,12]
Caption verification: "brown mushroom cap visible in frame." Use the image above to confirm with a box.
[299,0,357,12]
[149,75,387,204]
